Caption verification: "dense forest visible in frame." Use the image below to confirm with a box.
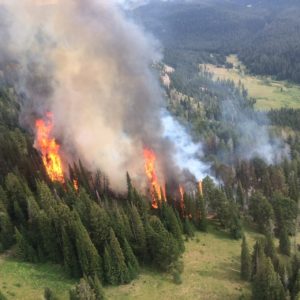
[133,0,300,83]
[1,1,300,299]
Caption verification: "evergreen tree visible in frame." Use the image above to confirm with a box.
[107,228,129,285]
[241,236,251,281]
[86,275,105,300]
[147,216,180,271]
[279,225,291,256]
[198,194,207,232]
[129,205,147,260]
[252,257,285,300]
[264,233,276,262]
[183,217,194,238]
[69,278,96,300]
[73,213,103,279]
[120,237,139,280]
[161,203,184,252]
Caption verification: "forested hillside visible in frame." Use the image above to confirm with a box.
[134,0,300,83]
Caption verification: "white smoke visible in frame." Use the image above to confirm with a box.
[162,111,210,180]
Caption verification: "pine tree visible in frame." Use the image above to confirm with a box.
[69,278,96,300]
[15,228,36,262]
[161,203,184,252]
[241,236,251,281]
[279,225,291,256]
[264,232,276,262]
[108,228,129,285]
[86,275,105,300]
[73,213,103,279]
[252,257,285,300]
[129,205,147,260]
[61,226,81,277]
[120,237,139,280]
[183,217,194,238]
[147,216,180,271]
[198,194,207,232]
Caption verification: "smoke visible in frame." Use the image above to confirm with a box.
[221,96,289,164]
[162,110,210,180]
[0,0,208,190]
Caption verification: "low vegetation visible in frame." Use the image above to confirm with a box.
[201,55,300,110]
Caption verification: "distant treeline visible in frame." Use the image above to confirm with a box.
[135,0,300,83]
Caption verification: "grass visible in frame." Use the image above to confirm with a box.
[0,255,75,299]
[201,55,300,111]
[0,224,262,300]
[105,224,260,300]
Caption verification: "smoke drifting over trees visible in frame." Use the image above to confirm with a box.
[0,0,211,190]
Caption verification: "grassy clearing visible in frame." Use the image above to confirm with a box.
[0,255,75,299]
[201,55,300,110]
[0,224,262,300]
[105,225,260,300]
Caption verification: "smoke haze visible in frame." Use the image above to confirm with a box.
[0,0,210,190]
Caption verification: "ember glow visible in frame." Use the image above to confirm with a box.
[143,148,164,208]
[35,113,65,184]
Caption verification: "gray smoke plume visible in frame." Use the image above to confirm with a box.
[0,0,209,190]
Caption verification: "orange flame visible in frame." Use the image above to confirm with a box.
[179,185,185,210]
[143,148,164,209]
[73,179,79,191]
[198,180,203,196]
[35,113,65,184]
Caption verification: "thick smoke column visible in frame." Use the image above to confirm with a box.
[0,0,209,190]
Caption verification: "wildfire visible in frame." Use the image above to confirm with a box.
[73,179,79,191]
[143,148,164,209]
[35,113,65,184]
[198,180,203,196]
[179,185,185,210]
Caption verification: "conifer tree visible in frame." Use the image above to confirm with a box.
[86,275,105,300]
[120,237,139,280]
[73,213,103,279]
[103,244,113,285]
[129,205,147,260]
[147,216,180,271]
[198,194,207,232]
[279,225,291,256]
[61,226,81,278]
[69,278,96,300]
[252,257,285,300]
[241,236,251,281]
[183,217,194,238]
[107,228,129,284]
[161,203,184,252]
[264,232,276,262]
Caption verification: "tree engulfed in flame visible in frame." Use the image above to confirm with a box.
[143,148,164,209]
[179,185,185,210]
[35,113,65,184]
[198,180,203,196]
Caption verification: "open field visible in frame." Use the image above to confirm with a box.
[0,255,75,299]
[106,225,261,300]
[201,55,300,110]
[0,225,262,300]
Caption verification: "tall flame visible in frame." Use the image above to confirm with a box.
[35,113,65,184]
[143,148,164,209]
[179,185,185,210]
[198,180,203,196]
